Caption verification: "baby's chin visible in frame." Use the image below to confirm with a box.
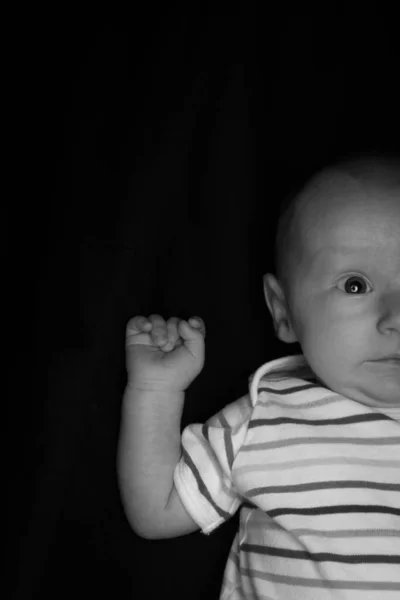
[339,385,399,409]
[311,371,400,408]
[353,396,400,409]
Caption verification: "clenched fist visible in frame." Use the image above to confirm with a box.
[125,314,206,393]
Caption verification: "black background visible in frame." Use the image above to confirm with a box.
[12,5,400,599]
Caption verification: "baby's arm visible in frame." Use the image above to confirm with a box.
[118,386,199,539]
[117,314,205,539]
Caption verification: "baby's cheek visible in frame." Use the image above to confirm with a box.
[299,326,339,374]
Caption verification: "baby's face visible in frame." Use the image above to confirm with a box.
[287,178,400,407]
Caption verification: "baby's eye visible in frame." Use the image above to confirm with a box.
[336,275,372,295]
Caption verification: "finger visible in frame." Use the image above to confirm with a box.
[188,316,206,337]
[126,315,150,336]
[162,317,180,349]
[148,314,167,344]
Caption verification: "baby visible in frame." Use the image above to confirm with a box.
[117,154,400,599]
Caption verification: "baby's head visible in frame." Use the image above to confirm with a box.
[264,153,400,407]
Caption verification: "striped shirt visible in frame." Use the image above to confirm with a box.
[173,354,400,599]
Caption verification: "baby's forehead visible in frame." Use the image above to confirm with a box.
[296,165,400,224]
[288,166,400,267]
[276,158,400,277]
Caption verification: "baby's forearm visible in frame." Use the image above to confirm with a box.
[117,384,185,537]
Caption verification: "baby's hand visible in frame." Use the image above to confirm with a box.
[125,314,206,393]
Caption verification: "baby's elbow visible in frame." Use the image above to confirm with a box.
[123,510,158,540]
[120,501,171,540]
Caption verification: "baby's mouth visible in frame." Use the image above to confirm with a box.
[369,357,400,366]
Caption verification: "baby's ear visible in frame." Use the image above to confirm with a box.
[263,273,298,344]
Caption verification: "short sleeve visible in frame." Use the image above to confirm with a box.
[173,393,253,535]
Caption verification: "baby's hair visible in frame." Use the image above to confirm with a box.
[274,150,400,291]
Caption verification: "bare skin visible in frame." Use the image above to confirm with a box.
[264,173,400,408]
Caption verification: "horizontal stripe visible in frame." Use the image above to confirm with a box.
[242,436,400,451]
[181,448,231,521]
[248,413,391,427]
[244,512,400,537]
[234,457,400,475]
[291,528,400,538]
[260,395,343,410]
[241,567,400,590]
[268,504,400,518]
[258,383,319,395]
[240,543,400,564]
[247,480,400,496]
